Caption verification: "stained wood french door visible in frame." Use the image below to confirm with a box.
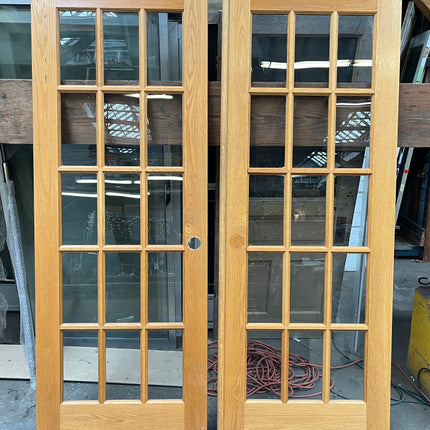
[32,0,207,428]
[218,0,400,429]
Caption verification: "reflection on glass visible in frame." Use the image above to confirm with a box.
[148,174,183,245]
[63,331,98,401]
[60,11,96,84]
[148,330,183,399]
[290,254,325,323]
[147,94,182,166]
[331,331,364,400]
[338,16,373,88]
[104,12,139,85]
[0,5,32,79]
[252,15,287,87]
[105,174,140,245]
[291,175,326,246]
[247,331,282,399]
[104,94,140,166]
[62,173,97,245]
[332,254,367,324]
[293,96,328,168]
[63,253,97,323]
[106,331,140,400]
[250,96,285,168]
[295,15,330,87]
[334,176,368,247]
[147,13,182,85]
[249,176,284,246]
[62,93,97,166]
[248,254,282,323]
[148,253,182,323]
[106,253,140,323]
[336,97,371,168]
[289,331,323,399]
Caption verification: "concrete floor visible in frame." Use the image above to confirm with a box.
[1,258,430,429]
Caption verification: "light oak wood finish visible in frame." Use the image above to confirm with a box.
[60,402,185,430]
[33,0,62,428]
[33,0,207,427]
[56,0,184,11]
[365,0,401,428]
[244,401,366,429]
[220,0,400,429]
[219,0,252,428]
[251,0,377,13]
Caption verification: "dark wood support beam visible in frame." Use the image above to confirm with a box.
[2,79,430,147]
[414,0,430,22]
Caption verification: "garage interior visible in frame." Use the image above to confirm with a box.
[1,1,430,428]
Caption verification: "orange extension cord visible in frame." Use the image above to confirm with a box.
[207,339,363,398]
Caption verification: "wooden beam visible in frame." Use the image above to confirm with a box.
[414,0,430,21]
[0,80,33,144]
[2,79,430,148]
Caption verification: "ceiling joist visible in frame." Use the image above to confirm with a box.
[414,0,430,22]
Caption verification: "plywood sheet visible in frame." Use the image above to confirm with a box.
[0,344,182,386]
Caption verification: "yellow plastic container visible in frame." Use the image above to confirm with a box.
[406,287,430,396]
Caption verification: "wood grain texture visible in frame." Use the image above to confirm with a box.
[251,0,377,13]
[32,0,62,428]
[35,0,207,427]
[0,80,33,144]
[182,0,208,427]
[2,80,430,148]
[219,0,251,428]
[60,402,185,430]
[56,0,184,11]
[221,0,399,428]
[366,0,401,429]
[244,401,366,429]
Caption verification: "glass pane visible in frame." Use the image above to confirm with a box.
[333,254,367,324]
[248,254,283,323]
[106,331,140,400]
[148,330,183,399]
[148,174,183,245]
[334,176,369,247]
[295,15,330,88]
[289,331,323,399]
[251,15,287,87]
[247,331,282,399]
[148,253,182,323]
[62,173,97,245]
[293,96,328,168]
[147,94,182,166]
[105,174,140,245]
[63,331,98,401]
[61,93,97,166]
[249,175,284,246]
[147,13,182,85]
[63,253,97,323]
[104,94,140,166]
[338,16,373,88]
[60,11,96,85]
[104,12,139,85]
[250,96,285,168]
[290,253,325,323]
[0,6,31,79]
[291,175,326,246]
[331,331,365,400]
[336,97,371,168]
[106,253,140,323]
